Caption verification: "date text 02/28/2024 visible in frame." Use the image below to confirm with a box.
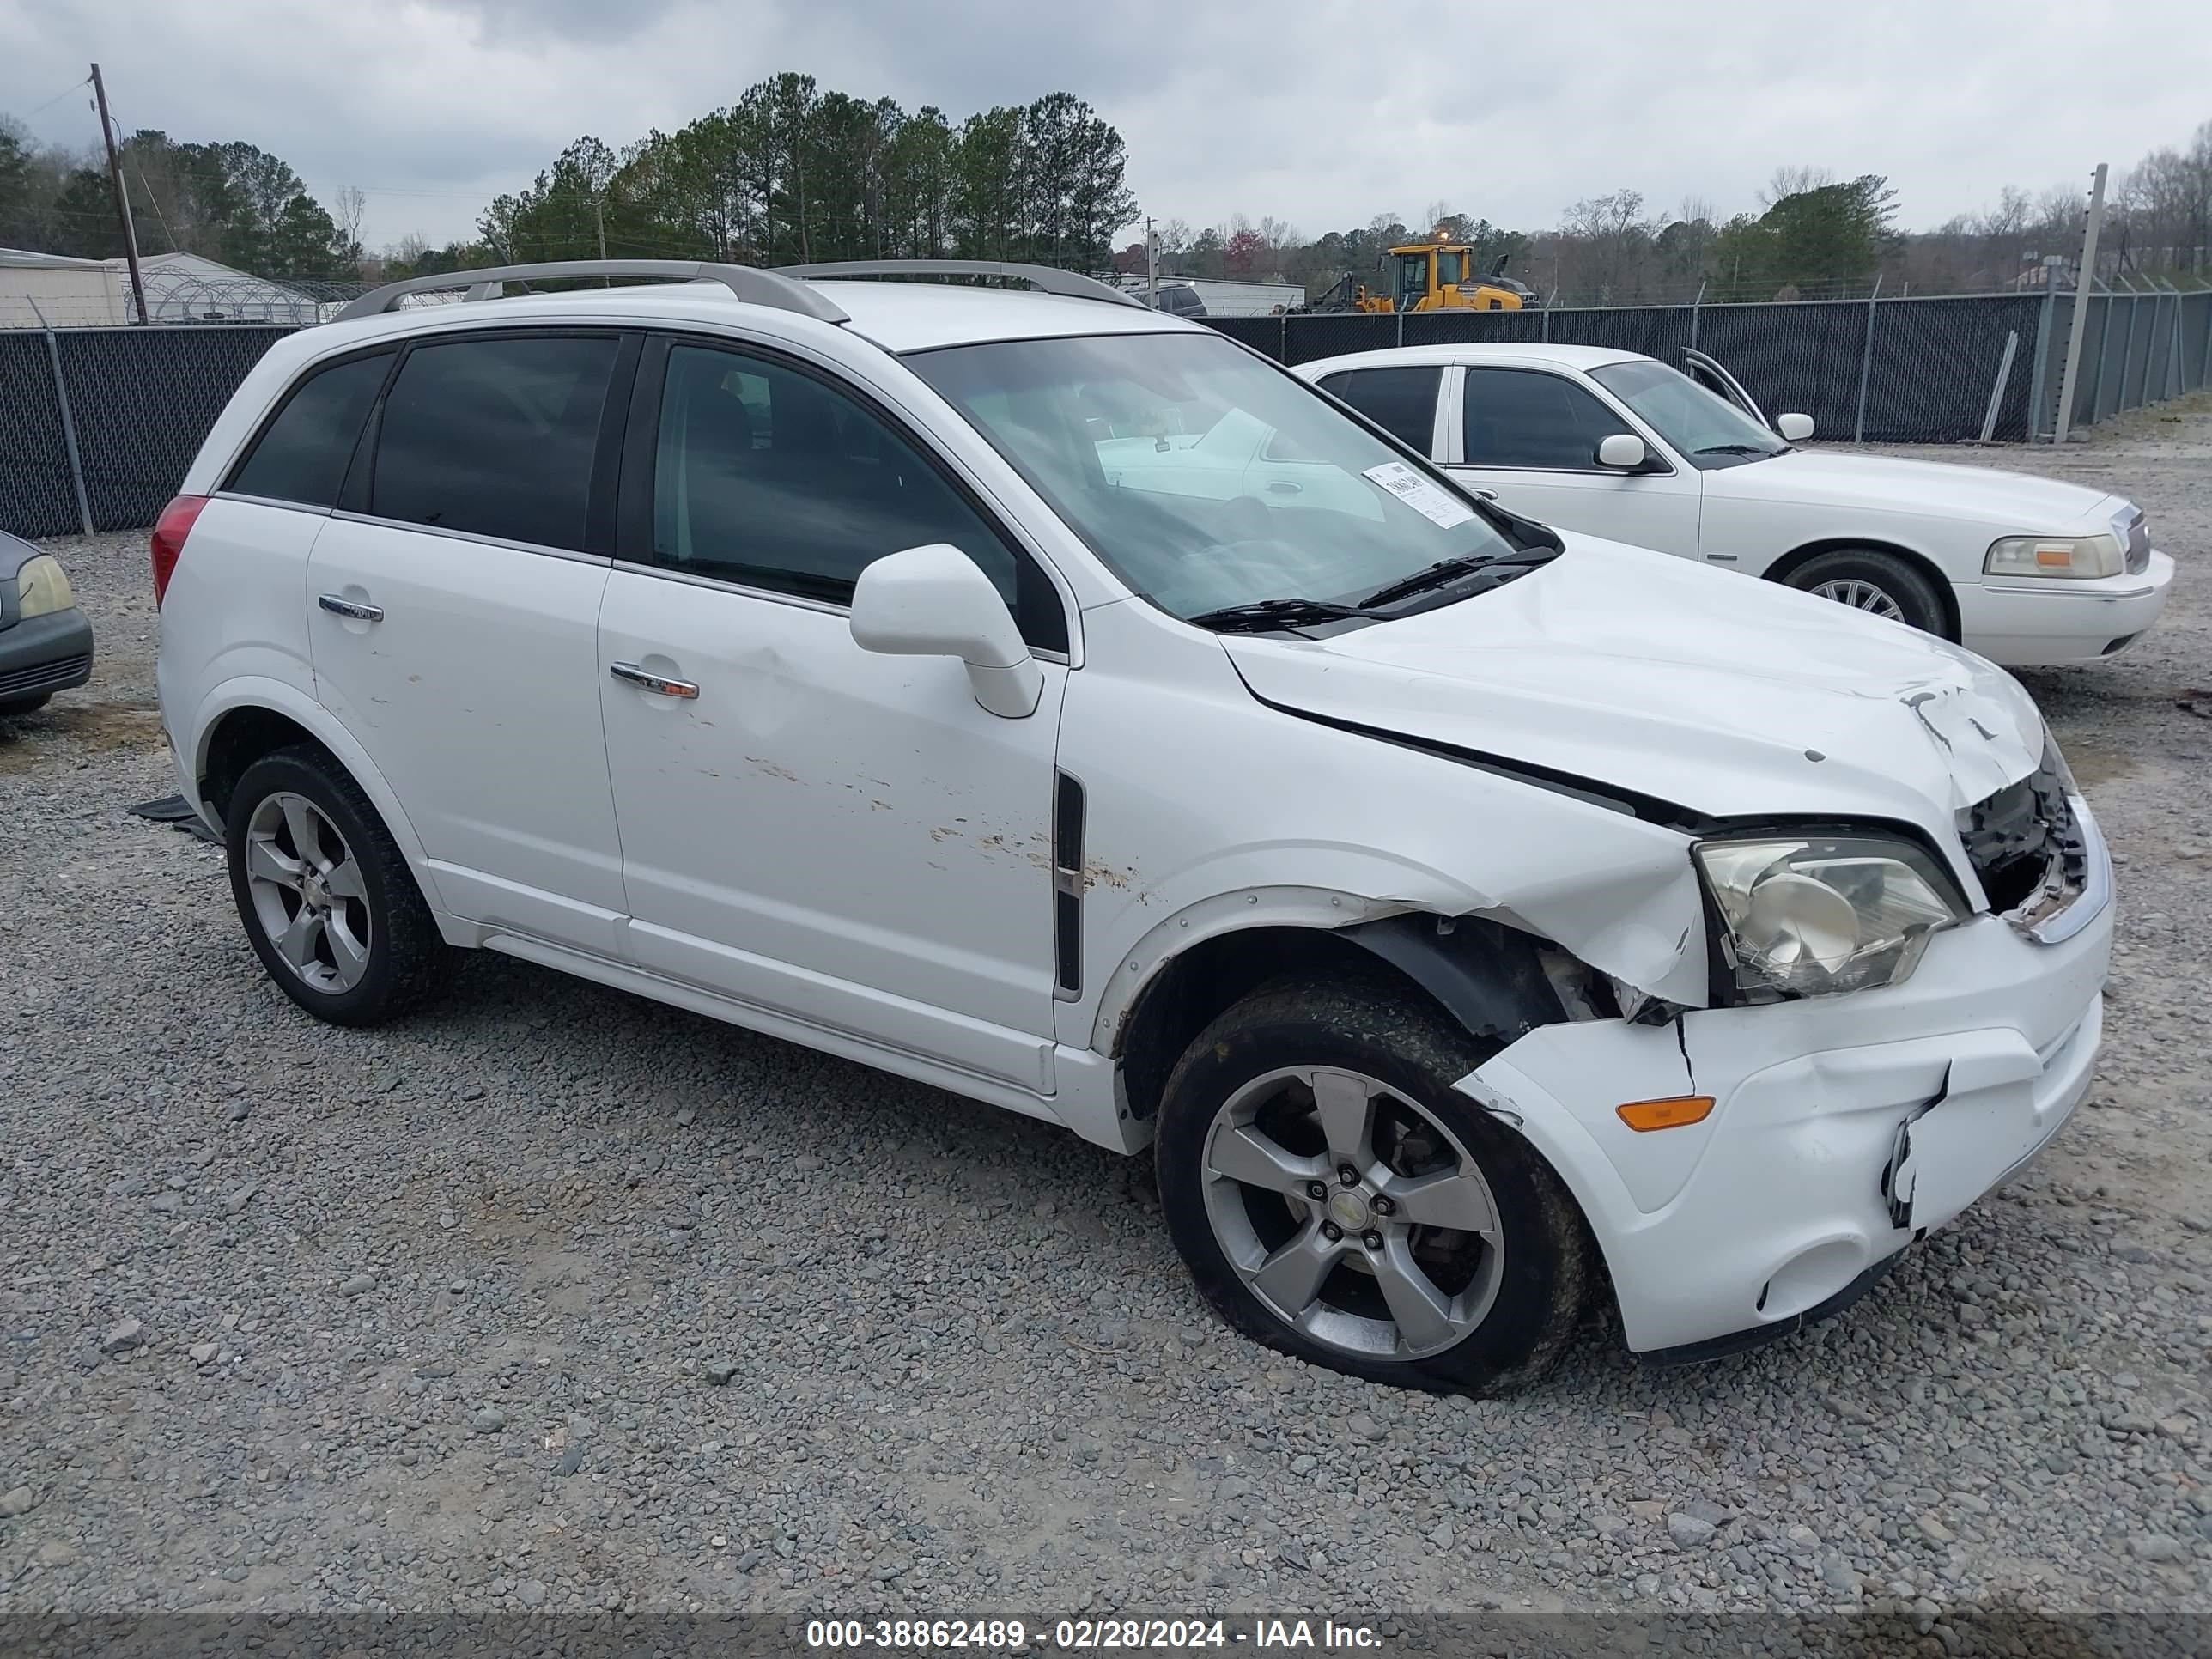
[805,1618,1386,1650]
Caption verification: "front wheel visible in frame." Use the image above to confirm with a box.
[1155,978,1592,1393]
[1781,547,1947,637]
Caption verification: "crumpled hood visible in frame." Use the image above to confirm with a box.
[1711,447,2119,529]
[1224,536,2045,837]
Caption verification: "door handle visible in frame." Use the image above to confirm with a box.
[609,661,700,700]
[1267,480,1304,495]
[318,593,384,623]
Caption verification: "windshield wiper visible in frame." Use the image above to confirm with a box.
[1693,443,1778,457]
[1187,597,1370,632]
[1357,548,1553,610]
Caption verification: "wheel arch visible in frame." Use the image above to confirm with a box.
[1107,907,1571,1127]
[191,679,454,935]
[1763,538,1960,641]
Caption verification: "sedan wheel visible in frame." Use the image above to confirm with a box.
[1809,576,1905,621]
[1200,1065,1507,1361]
[1782,547,1946,637]
[242,792,374,994]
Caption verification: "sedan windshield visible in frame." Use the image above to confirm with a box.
[1589,360,1789,470]
[906,331,1533,623]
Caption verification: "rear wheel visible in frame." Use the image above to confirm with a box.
[1155,978,1590,1393]
[225,745,461,1026]
[1782,547,1947,637]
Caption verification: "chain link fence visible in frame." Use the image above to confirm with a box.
[2050,285,2212,434]
[4,286,2209,541]
[2,324,295,538]
[1214,285,2212,448]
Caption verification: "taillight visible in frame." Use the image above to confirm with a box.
[150,494,210,606]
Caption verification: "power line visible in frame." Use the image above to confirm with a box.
[6,74,92,119]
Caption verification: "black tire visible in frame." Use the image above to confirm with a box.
[225,744,461,1026]
[1780,547,1948,637]
[1155,977,1591,1394]
[0,693,52,717]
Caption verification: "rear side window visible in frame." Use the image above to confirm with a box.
[1318,366,1443,453]
[228,353,390,507]
[370,335,619,552]
[1462,367,1632,469]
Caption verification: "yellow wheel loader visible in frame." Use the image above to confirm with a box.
[1301,227,1536,313]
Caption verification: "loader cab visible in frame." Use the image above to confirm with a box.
[1394,250,1433,311]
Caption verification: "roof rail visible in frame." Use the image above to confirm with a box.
[773,260,1146,309]
[331,260,851,325]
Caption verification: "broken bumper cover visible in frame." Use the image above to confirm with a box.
[1459,801,2112,1356]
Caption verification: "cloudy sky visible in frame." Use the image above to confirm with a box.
[5,0,2208,252]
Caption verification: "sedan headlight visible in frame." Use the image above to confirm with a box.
[15,554,77,619]
[1984,533,2122,580]
[1696,833,1969,1000]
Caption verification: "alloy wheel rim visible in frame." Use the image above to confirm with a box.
[1811,578,1904,620]
[1200,1066,1505,1360]
[243,792,372,994]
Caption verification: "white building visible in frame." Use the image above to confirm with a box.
[0,249,133,328]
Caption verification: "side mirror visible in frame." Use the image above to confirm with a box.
[849,544,1043,720]
[1595,433,1648,470]
[1777,412,1814,441]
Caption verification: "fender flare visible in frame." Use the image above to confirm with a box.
[1086,885,1565,1059]
[190,677,447,916]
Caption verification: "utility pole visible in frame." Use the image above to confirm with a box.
[90,63,149,325]
[2052,162,2107,447]
[594,198,610,287]
[1146,216,1158,311]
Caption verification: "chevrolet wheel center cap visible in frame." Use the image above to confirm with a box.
[1328,1190,1370,1231]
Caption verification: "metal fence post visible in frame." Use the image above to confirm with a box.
[2162,281,2185,401]
[1978,330,2020,442]
[1540,305,1549,342]
[1852,276,1882,443]
[1688,281,1705,352]
[1395,310,1404,349]
[2026,267,2058,441]
[40,323,96,538]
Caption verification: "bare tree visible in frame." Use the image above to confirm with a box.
[1759,166,1834,209]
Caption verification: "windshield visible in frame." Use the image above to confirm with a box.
[907,331,1530,623]
[1588,360,1789,469]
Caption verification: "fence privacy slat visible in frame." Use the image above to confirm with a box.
[3,292,2209,541]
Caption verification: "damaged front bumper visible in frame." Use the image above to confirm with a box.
[1457,798,2113,1357]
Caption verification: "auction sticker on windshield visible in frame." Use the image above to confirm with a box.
[1363,461,1475,528]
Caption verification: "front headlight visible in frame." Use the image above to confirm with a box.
[1695,833,1969,1000]
[1984,533,2122,580]
[15,554,77,619]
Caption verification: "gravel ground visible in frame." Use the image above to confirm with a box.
[2,407,2208,1622]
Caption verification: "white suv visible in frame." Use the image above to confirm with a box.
[155,259,2112,1392]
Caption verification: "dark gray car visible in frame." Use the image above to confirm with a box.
[0,531,94,715]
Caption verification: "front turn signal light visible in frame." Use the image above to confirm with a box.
[1616,1096,1716,1132]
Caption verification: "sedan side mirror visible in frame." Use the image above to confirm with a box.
[849,544,1043,720]
[1595,433,1648,470]
[1777,412,1814,441]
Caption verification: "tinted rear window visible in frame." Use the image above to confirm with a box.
[370,335,619,552]
[1318,366,1443,453]
[229,353,390,507]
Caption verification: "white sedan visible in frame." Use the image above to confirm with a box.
[1296,343,2173,666]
